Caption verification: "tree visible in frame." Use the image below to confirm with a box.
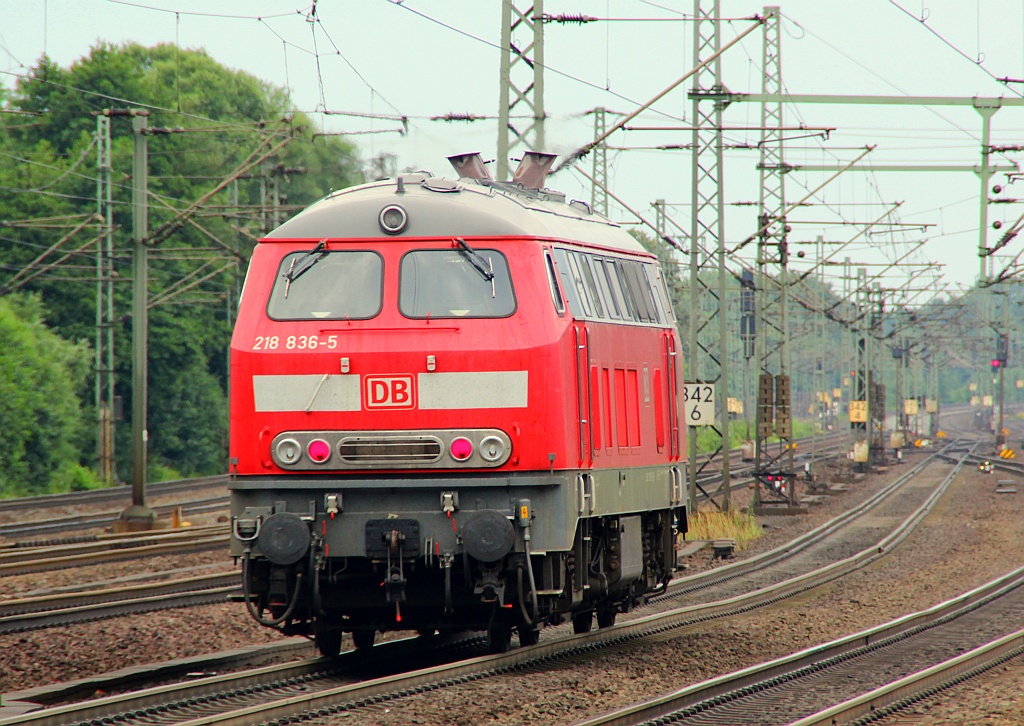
[0,295,91,496]
[0,43,364,486]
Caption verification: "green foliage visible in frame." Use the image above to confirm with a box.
[0,295,91,497]
[692,418,815,455]
[59,463,106,492]
[0,43,364,491]
[148,462,184,483]
[693,421,752,453]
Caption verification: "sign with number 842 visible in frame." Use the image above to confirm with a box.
[683,382,716,427]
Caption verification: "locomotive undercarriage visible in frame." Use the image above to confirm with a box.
[231,473,685,656]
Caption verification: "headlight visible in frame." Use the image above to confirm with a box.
[479,435,506,462]
[378,204,408,235]
[275,438,302,465]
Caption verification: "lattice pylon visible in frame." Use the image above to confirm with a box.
[687,0,731,512]
[751,6,800,510]
[497,0,545,181]
[95,114,116,484]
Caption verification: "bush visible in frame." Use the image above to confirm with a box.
[57,463,106,492]
[148,463,184,483]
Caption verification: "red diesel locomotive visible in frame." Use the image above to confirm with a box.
[228,152,687,655]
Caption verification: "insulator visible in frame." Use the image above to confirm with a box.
[544,13,598,24]
[432,113,478,123]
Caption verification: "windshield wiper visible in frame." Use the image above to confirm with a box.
[454,238,496,298]
[454,237,494,281]
[282,240,327,298]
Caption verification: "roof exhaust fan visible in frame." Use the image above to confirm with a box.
[447,152,493,181]
[512,151,557,190]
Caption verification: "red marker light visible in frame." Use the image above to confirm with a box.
[307,439,331,463]
[449,437,473,461]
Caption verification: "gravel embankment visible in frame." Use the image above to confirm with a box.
[311,455,1024,726]
[0,604,283,693]
[4,449,1022,725]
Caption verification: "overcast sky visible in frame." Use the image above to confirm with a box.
[4,0,1024,295]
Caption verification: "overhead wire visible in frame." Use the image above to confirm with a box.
[0,6,345,307]
[0,69,298,141]
[767,11,987,284]
[888,0,1020,95]
[306,6,404,118]
[104,0,297,21]
[386,0,687,124]
[779,10,1017,164]
[0,138,98,193]
[123,1,401,138]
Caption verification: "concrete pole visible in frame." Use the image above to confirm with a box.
[121,112,155,529]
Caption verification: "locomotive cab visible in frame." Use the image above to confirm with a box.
[228,153,687,655]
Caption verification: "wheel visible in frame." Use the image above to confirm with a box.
[572,610,593,635]
[351,628,376,650]
[596,606,617,629]
[518,624,540,647]
[487,621,513,653]
[314,628,343,658]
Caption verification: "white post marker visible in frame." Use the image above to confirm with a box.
[683,382,716,426]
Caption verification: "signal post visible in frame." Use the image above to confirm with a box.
[993,334,1008,448]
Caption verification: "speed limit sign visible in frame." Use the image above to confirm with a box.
[683,382,716,426]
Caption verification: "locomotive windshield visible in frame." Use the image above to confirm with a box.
[400,249,515,318]
[267,250,383,320]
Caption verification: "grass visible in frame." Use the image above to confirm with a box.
[686,508,763,550]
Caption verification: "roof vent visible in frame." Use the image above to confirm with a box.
[448,152,493,181]
[512,152,557,190]
[422,177,460,193]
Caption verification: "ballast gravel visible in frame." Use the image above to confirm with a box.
[2,444,1023,725]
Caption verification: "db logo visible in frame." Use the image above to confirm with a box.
[364,375,416,409]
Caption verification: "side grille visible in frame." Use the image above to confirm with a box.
[338,436,442,464]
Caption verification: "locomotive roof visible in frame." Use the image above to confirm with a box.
[264,173,650,255]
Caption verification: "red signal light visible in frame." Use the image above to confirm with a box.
[449,437,473,461]
[307,439,331,463]
[991,359,1002,369]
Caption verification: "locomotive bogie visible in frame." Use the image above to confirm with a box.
[232,473,683,644]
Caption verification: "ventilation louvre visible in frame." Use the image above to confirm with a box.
[338,435,443,464]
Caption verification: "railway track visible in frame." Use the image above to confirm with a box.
[0,497,229,540]
[0,569,239,635]
[574,568,1024,726]
[0,439,973,726]
[0,427,856,640]
[0,477,230,515]
[656,442,963,607]
[0,435,919,638]
[0,526,228,575]
[0,525,236,633]
[793,627,1024,726]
